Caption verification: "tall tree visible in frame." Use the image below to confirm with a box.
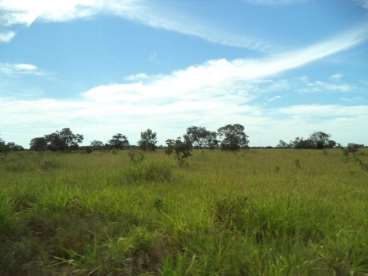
[309,131,332,149]
[277,140,289,148]
[44,128,84,151]
[186,126,218,149]
[30,137,48,151]
[0,138,7,153]
[138,129,157,151]
[166,135,193,165]
[108,133,129,149]
[90,140,105,150]
[217,124,249,150]
[288,131,337,149]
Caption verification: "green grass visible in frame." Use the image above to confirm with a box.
[0,149,368,275]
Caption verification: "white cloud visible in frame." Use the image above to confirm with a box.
[0,0,273,51]
[278,104,368,118]
[125,73,150,82]
[0,30,15,43]
[330,73,343,80]
[0,63,43,75]
[301,80,352,93]
[1,24,368,147]
[0,0,137,26]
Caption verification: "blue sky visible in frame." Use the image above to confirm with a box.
[0,0,367,147]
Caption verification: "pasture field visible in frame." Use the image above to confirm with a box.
[0,149,368,275]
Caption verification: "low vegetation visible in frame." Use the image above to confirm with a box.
[1,148,368,275]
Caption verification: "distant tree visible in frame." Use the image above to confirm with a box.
[207,131,219,149]
[217,124,249,150]
[327,140,337,149]
[6,142,24,151]
[0,138,7,153]
[186,126,218,149]
[310,131,333,149]
[347,143,364,153]
[30,137,48,151]
[166,135,193,165]
[0,139,23,153]
[277,140,289,148]
[138,129,157,151]
[288,131,337,149]
[90,140,105,150]
[290,137,315,149]
[44,128,84,151]
[108,133,129,149]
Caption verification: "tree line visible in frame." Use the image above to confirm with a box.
[0,124,365,153]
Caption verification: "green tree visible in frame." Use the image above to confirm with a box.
[108,133,129,149]
[217,124,249,150]
[30,137,48,151]
[166,135,193,165]
[277,140,289,148]
[186,126,218,149]
[310,131,332,149]
[90,140,104,150]
[44,128,84,151]
[138,129,157,151]
[0,138,7,153]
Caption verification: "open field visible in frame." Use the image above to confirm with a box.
[1,149,368,275]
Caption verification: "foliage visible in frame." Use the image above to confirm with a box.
[165,135,193,166]
[0,138,24,153]
[108,133,129,149]
[281,131,337,149]
[347,143,365,154]
[30,137,48,151]
[123,160,173,183]
[138,129,158,151]
[30,128,83,151]
[186,126,218,149]
[90,140,104,150]
[217,123,249,150]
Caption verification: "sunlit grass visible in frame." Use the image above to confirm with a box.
[0,149,367,275]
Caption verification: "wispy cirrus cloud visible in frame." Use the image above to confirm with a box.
[1,24,367,146]
[0,63,43,76]
[0,0,272,51]
[0,30,15,43]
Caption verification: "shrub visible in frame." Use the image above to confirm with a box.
[123,161,173,183]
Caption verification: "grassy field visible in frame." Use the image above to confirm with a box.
[1,149,368,275]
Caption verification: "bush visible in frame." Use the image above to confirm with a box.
[123,161,174,183]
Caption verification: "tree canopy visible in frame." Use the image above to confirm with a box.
[29,128,83,151]
[217,124,249,150]
[108,133,129,149]
[138,129,157,151]
[186,126,218,149]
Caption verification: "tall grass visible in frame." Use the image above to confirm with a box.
[0,149,367,275]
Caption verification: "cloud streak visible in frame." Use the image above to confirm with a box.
[0,63,43,76]
[1,24,367,146]
[0,0,272,51]
[0,30,15,43]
